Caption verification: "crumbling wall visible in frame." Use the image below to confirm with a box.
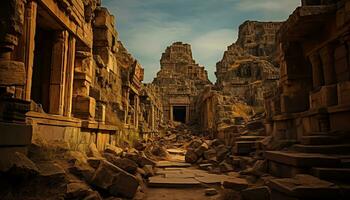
[216,21,282,108]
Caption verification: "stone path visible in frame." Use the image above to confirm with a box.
[143,149,248,200]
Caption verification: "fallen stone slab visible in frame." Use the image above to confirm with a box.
[223,178,249,191]
[66,182,92,199]
[0,152,39,176]
[194,174,234,185]
[148,176,202,188]
[91,160,139,199]
[241,186,271,200]
[156,161,191,168]
[267,174,341,199]
[185,149,198,164]
[167,149,186,155]
[37,161,66,181]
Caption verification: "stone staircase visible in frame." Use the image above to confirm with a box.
[233,136,265,155]
[266,131,350,199]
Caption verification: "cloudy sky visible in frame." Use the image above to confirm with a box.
[103,0,300,82]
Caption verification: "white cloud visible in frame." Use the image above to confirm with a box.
[235,0,300,16]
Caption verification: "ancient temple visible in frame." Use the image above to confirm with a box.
[152,42,211,124]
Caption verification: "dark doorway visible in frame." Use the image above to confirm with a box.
[31,26,54,113]
[173,106,187,123]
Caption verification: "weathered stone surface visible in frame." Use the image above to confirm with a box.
[37,161,66,181]
[87,157,103,169]
[0,152,39,176]
[66,182,93,199]
[88,143,102,159]
[69,161,95,182]
[268,174,340,199]
[223,178,249,191]
[104,144,123,156]
[215,144,228,161]
[148,176,201,188]
[205,188,218,196]
[185,149,199,164]
[91,160,139,198]
[111,158,138,174]
[241,186,271,200]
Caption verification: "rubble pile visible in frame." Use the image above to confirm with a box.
[183,117,268,176]
[0,139,159,200]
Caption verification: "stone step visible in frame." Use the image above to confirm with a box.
[233,141,257,155]
[148,176,202,188]
[301,135,343,145]
[312,167,350,182]
[268,174,341,200]
[293,144,350,154]
[266,151,341,168]
[236,136,265,141]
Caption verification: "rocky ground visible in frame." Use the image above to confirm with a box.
[1,118,341,200]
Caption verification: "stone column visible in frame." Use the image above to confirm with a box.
[0,0,27,98]
[72,50,96,120]
[309,52,324,89]
[22,1,37,101]
[320,45,336,85]
[49,30,69,115]
[63,36,76,117]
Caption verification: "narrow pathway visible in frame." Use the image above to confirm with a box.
[141,148,242,200]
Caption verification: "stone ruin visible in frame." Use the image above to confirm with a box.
[1,0,350,200]
[152,42,212,124]
[0,0,164,157]
[216,21,282,108]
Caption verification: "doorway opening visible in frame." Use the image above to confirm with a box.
[173,106,187,123]
[31,26,54,113]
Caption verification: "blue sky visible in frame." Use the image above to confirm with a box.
[102,0,300,82]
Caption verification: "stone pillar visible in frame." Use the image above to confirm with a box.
[72,50,96,120]
[309,52,324,89]
[134,95,139,129]
[320,45,336,85]
[63,36,76,117]
[49,30,69,115]
[22,1,37,101]
[0,0,27,98]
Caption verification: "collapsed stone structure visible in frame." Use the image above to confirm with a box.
[0,0,163,158]
[216,21,281,107]
[152,42,211,124]
[216,44,280,107]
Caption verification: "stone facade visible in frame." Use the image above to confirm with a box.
[216,21,282,108]
[0,0,163,157]
[152,42,211,124]
[195,86,254,140]
[236,21,283,65]
[265,0,350,179]
[216,44,280,107]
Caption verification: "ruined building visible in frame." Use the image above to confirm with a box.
[152,42,211,124]
[216,21,281,107]
[263,0,350,196]
[0,0,163,157]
